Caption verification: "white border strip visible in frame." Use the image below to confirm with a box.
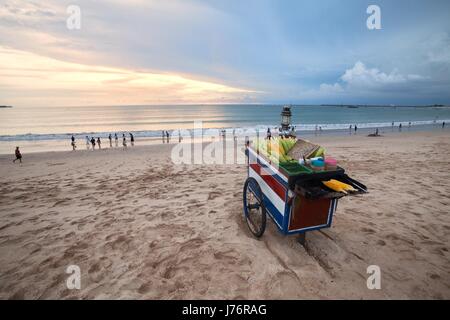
[249,167,286,216]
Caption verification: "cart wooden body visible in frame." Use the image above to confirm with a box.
[243,146,367,237]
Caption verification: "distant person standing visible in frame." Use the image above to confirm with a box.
[178,130,182,143]
[443,121,446,129]
[354,125,358,134]
[91,137,96,150]
[97,137,101,149]
[162,130,166,143]
[166,131,170,143]
[13,146,22,163]
[266,128,272,140]
[86,136,90,150]
[391,122,394,130]
[349,125,352,134]
[109,134,112,148]
[399,123,402,131]
[115,133,118,147]
[71,135,76,151]
[408,121,412,128]
[130,133,135,146]
[122,133,127,149]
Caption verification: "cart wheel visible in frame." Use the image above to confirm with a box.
[243,177,267,238]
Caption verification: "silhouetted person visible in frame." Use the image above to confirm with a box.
[354,125,358,133]
[166,131,170,143]
[349,125,352,134]
[97,137,101,149]
[122,134,127,149]
[443,121,446,129]
[130,133,135,146]
[399,123,402,131]
[91,137,96,150]
[115,133,118,147]
[13,146,22,163]
[266,128,272,140]
[71,135,76,151]
[375,128,379,136]
[109,134,112,148]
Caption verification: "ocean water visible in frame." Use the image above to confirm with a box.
[0,104,449,153]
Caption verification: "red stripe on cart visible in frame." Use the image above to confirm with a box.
[249,163,286,201]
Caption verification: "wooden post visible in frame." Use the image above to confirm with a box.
[297,233,306,246]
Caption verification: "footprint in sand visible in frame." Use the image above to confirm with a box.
[207,191,222,200]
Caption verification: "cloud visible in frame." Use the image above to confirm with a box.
[0,0,61,25]
[340,61,426,87]
[0,47,259,107]
[1,0,450,105]
[319,83,343,93]
[426,33,450,65]
[318,61,428,96]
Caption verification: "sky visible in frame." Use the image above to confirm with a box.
[0,0,450,107]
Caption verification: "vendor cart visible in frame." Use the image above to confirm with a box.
[243,143,367,239]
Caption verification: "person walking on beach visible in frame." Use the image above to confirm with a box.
[97,137,101,149]
[443,121,446,129]
[91,137,96,150]
[399,123,402,131]
[130,133,135,146]
[166,131,170,143]
[354,125,358,134]
[13,146,22,163]
[178,130,182,143]
[122,133,127,149]
[86,136,90,150]
[109,134,112,148]
[115,133,118,147]
[392,122,394,130]
[266,128,272,140]
[71,135,76,151]
[162,130,166,143]
[349,125,352,134]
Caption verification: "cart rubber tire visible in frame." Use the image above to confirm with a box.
[243,177,267,238]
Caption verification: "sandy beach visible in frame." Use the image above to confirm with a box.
[0,130,449,299]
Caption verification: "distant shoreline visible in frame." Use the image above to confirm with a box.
[318,104,448,108]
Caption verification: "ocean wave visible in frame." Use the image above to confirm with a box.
[0,119,448,141]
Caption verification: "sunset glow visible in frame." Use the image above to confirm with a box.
[0,47,256,107]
